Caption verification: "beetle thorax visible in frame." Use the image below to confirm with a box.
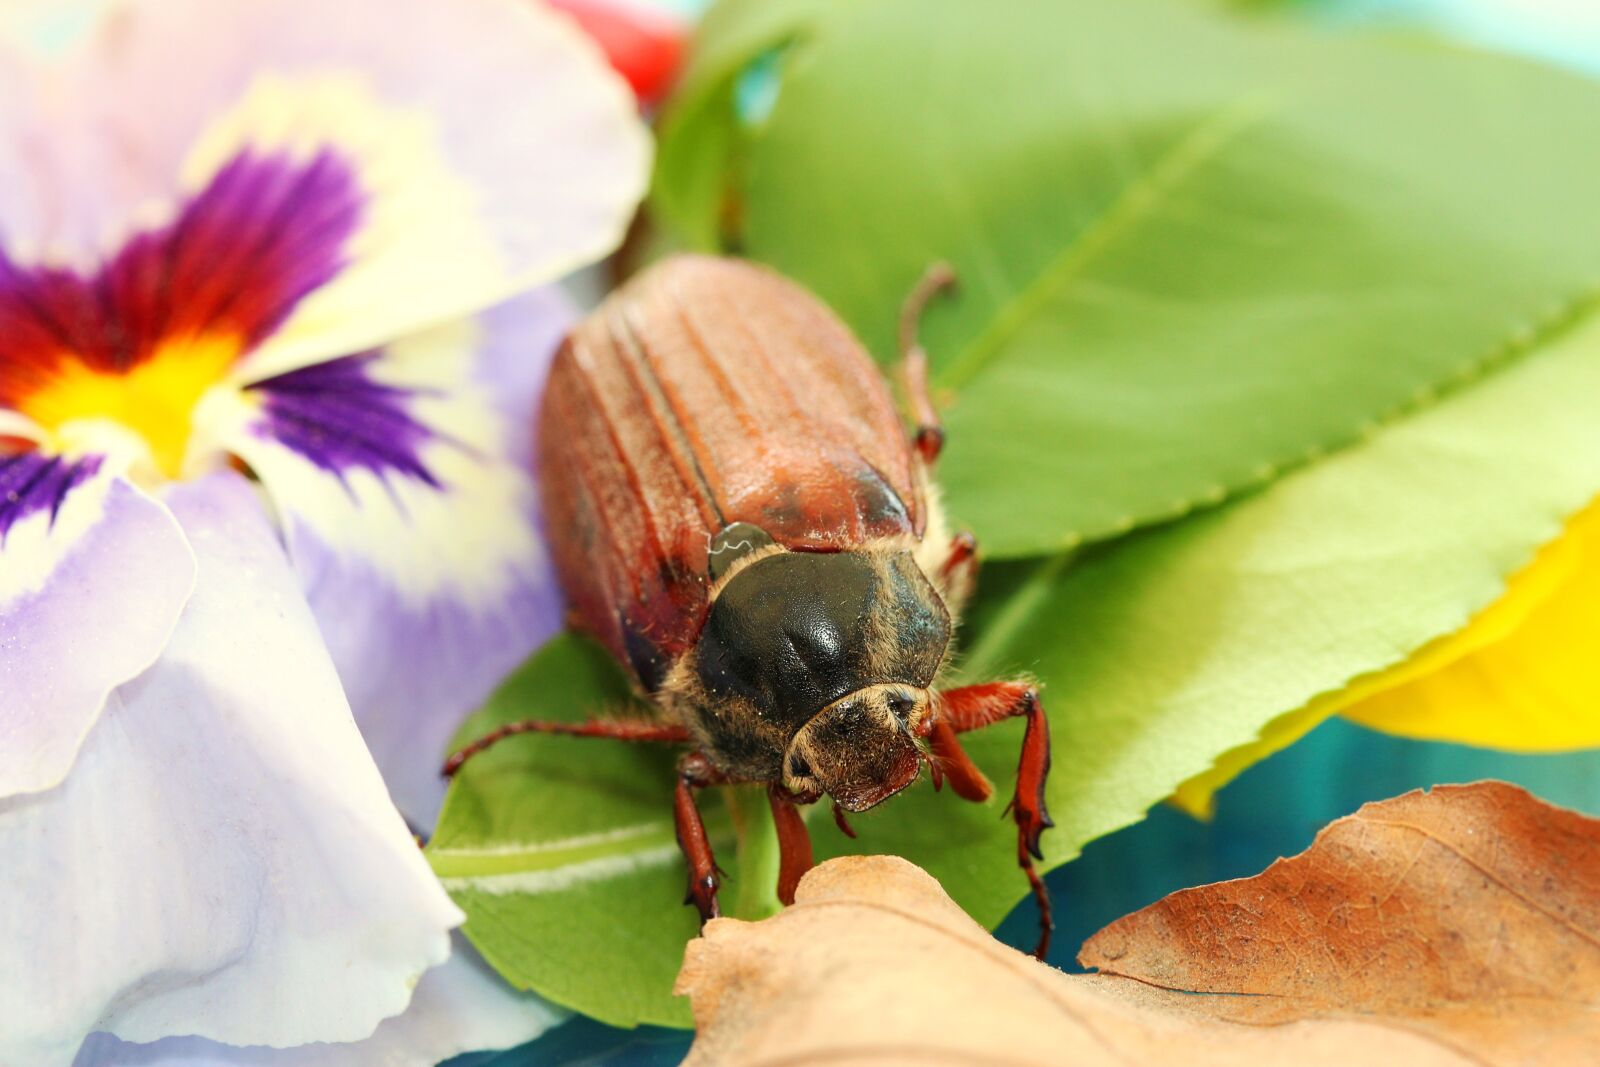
[668,543,951,795]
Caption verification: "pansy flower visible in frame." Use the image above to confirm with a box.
[0,0,649,1063]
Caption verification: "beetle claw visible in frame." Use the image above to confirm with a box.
[1006,790,1055,862]
[685,872,721,924]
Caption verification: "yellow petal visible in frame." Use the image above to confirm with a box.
[1343,496,1600,749]
[1171,496,1596,819]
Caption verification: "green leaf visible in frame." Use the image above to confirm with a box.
[655,0,1600,556]
[937,305,1600,900]
[426,634,784,1029]
[433,304,1600,1029]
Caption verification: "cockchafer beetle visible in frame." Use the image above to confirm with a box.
[445,255,1055,956]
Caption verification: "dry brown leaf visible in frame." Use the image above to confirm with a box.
[1081,780,1600,1062]
[675,781,1600,1067]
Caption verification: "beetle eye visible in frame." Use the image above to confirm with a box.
[788,754,812,779]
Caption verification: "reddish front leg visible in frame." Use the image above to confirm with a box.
[898,262,957,466]
[936,681,1055,958]
[675,751,727,924]
[768,784,815,906]
[927,718,993,802]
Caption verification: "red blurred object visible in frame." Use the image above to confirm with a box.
[546,0,687,106]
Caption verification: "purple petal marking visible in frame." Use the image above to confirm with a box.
[0,452,104,542]
[0,148,361,401]
[108,148,364,354]
[45,0,648,341]
[245,352,441,485]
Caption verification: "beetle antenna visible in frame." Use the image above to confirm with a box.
[898,262,958,465]
[897,261,958,357]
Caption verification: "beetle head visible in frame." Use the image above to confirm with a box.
[782,684,931,810]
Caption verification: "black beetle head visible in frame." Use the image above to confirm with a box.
[693,545,950,804]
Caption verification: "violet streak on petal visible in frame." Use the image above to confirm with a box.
[0,452,103,541]
[108,148,364,354]
[0,147,361,403]
[244,353,440,485]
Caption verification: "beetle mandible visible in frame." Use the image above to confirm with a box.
[445,255,1055,957]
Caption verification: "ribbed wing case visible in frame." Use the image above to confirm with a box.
[538,256,921,691]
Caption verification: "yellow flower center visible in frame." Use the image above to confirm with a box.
[18,333,241,479]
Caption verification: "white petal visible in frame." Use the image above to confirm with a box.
[44,0,648,373]
[0,472,460,1065]
[71,935,567,1067]
[0,38,74,256]
[0,459,194,797]
[0,408,47,441]
[192,292,570,827]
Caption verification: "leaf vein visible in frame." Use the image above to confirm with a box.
[936,94,1279,392]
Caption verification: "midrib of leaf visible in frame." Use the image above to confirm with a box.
[934,94,1279,393]
[428,812,735,879]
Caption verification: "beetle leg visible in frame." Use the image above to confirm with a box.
[926,718,993,802]
[676,751,728,925]
[935,530,980,606]
[898,262,957,465]
[442,718,691,777]
[936,681,1055,959]
[938,530,978,582]
[768,784,816,906]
